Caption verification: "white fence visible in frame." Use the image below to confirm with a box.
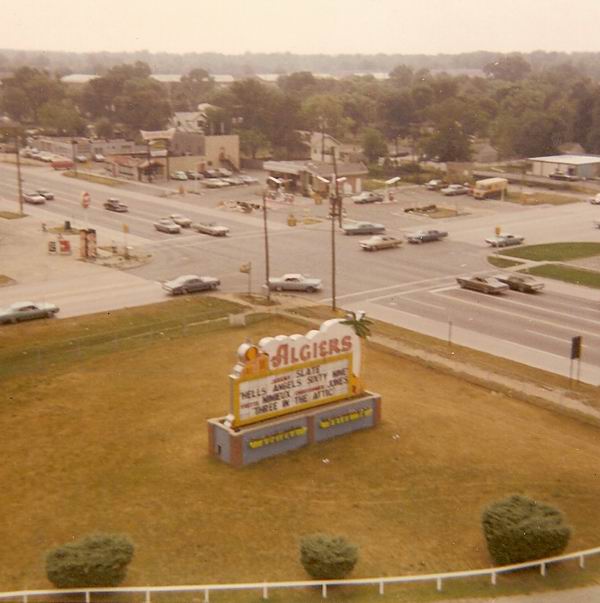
[1,545,599,602]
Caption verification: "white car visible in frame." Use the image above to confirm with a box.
[441,184,469,196]
[153,219,181,234]
[485,234,525,247]
[589,194,600,205]
[204,178,230,188]
[193,222,230,236]
[0,301,59,324]
[268,274,322,292]
[360,235,402,251]
[240,175,259,184]
[171,171,188,181]
[23,192,46,204]
[169,214,192,228]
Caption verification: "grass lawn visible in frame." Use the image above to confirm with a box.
[1,308,600,598]
[63,171,121,187]
[523,264,600,289]
[500,242,600,262]
[506,192,580,205]
[487,256,524,268]
[0,211,25,219]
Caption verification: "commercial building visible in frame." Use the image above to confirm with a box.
[528,154,600,179]
[263,160,368,195]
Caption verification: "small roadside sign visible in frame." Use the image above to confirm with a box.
[571,336,582,360]
[81,191,91,208]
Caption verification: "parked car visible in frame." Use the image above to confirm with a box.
[153,219,181,234]
[39,152,54,162]
[162,274,220,295]
[170,171,188,181]
[92,153,105,162]
[239,174,259,184]
[104,197,128,212]
[441,184,469,196]
[351,191,384,204]
[456,276,509,295]
[217,168,233,177]
[185,171,203,180]
[36,189,54,200]
[75,154,88,163]
[192,222,230,236]
[169,214,192,228]
[0,301,59,324]
[495,274,544,293]
[424,179,445,190]
[202,169,220,178]
[223,176,245,186]
[549,171,579,181]
[589,194,600,205]
[406,229,448,244]
[341,221,386,235]
[485,233,525,247]
[23,191,46,204]
[360,235,402,251]
[268,273,322,292]
[203,178,230,188]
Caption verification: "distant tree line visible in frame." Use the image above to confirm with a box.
[4,54,600,162]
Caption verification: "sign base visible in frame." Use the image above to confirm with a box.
[207,391,381,467]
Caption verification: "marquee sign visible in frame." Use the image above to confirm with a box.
[230,319,363,428]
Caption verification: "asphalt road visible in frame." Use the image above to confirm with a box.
[1,163,599,382]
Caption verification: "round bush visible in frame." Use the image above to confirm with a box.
[46,533,134,588]
[482,495,571,565]
[300,533,358,579]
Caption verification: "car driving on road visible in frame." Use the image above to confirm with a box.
[268,274,322,292]
[495,273,544,293]
[36,189,54,200]
[23,191,46,204]
[104,198,129,212]
[192,222,230,236]
[169,214,192,228]
[0,301,60,324]
[485,233,525,247]
[153,219,181,234]
[162,275,220,295]
[406,229,448,244]
[456,275,509,295]
[441,184,469,196]
[341,221,386,235]
[351,191,384,204]
[359,235,402,251]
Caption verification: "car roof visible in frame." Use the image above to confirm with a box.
[172,275,200,283]
[10,301,36,309]
[282,273,303,279]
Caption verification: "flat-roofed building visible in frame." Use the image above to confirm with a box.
[529,154,600,179]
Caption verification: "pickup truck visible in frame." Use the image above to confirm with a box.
[485,234,524,247]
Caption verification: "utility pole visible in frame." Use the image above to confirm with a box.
[72,139,78,177]
[330,146,340,312]
[262,191,271,303]
[15,134,23,215]
[320,117,325,162]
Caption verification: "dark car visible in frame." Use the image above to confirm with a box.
[406,229,448,244]
[36,189,54,200]
[162,275,220,295]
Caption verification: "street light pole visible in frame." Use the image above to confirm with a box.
[15,134,23,216]
[330,146,341,312]
[262,191,271,303]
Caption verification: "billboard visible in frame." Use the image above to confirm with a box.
[230,319,362,428]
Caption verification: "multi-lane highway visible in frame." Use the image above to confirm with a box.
[0,162,598,382]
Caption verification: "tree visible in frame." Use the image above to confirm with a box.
[300,94,346,138]
[361,127,387,163]
[1,87,29,122]
[482,495,570,565]
[300,534,358,579]
[46,533,135,588]
[389,64,414,87]
[95,117,114,139]
[114,78,171,132]
[424,120,471,162]
[484,54,532,81]
[239,128,270,159]
[39,99,85,135]
[341,310,373,339]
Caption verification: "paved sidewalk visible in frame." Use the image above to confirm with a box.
[441,584,600,602]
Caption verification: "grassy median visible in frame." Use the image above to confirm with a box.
[1,305,600,599]
[500,242,600,262]
[522,264,600,289]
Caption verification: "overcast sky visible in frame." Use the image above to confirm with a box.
[3,0,600,56]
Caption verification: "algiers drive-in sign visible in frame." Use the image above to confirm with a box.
[229,319,363,428]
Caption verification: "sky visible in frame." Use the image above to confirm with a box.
[3,0,600,56]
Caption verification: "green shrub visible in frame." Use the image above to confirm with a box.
[300,533,358,579]
[46,533,134,588]
[482,495,570,565]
